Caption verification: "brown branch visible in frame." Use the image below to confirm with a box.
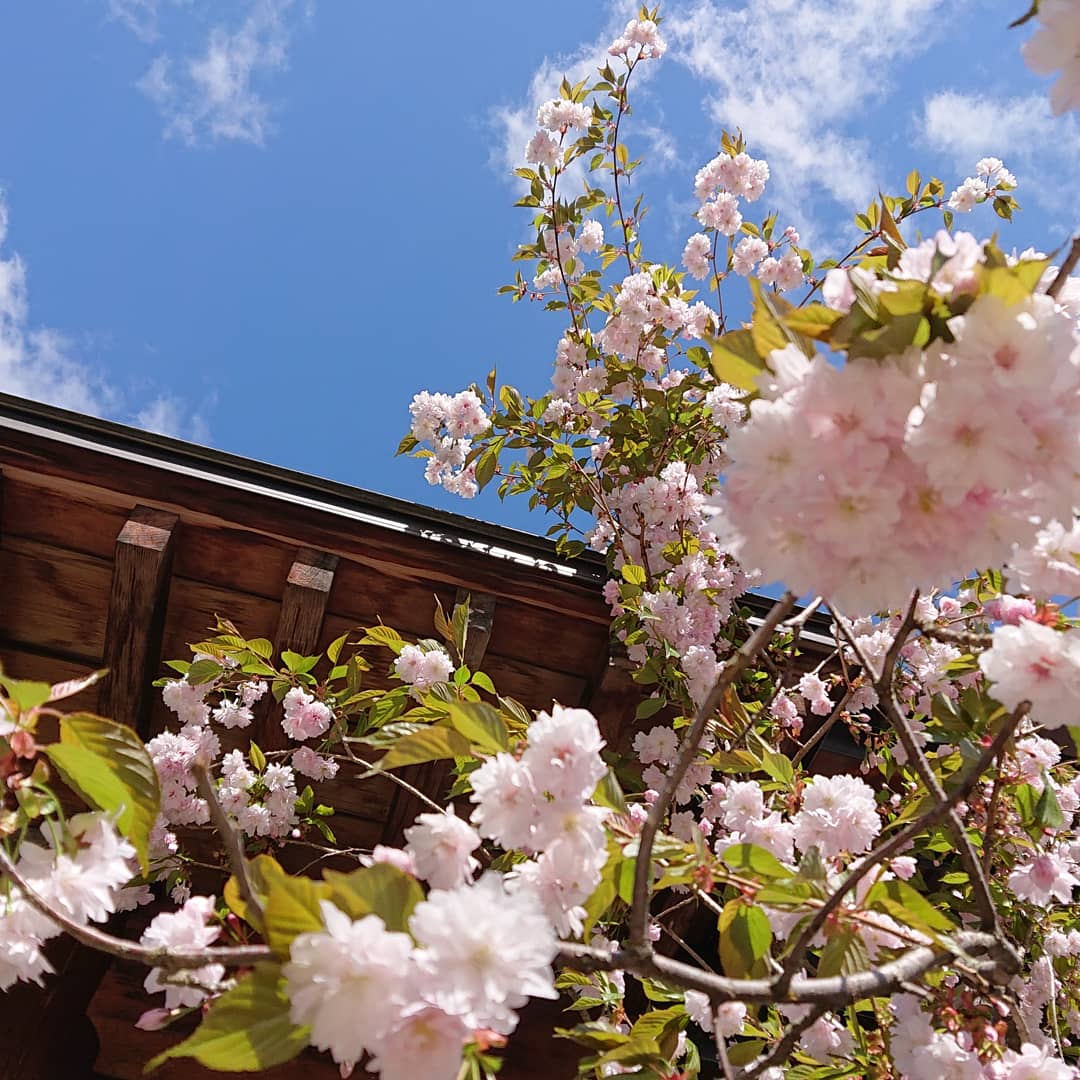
[833,601,999,932]
[192,760,266,930]
[558,928,1015,1009]
[736,1006,827,1080]
[917,621,991,648]
[628,593,797,951]
[777,702,1028,992]
[0,847,271,973]
[1047,234,1080,299]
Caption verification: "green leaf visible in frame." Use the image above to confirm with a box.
[978,258,1051,305]
[1034,777,1065,831]
[865,878,956,936]
[635,696,665,721]
[248,741,266,773]
[470,670,496,695]
[717,899,772,978]
[44,713,161,872]
[443,700,510,754]
[749,278,798,356]
[358,625,405,654]
[247,638,274,660]
[592,769,626,813]
[847,313,930,360]
[475,447,498,490]
[782,303,841,340]
[818,927,870,978]
[261,862,329,957]
[281,650,319,675]
[721,842,791,881]
[0,676,53,712]
[760,750,795,788]
[710,330,764,392]
[326,633,350,665]
[375,725,470,771]
[620,564,647,586]
[186,659,222,686]
[146,965,309,1072]
[877,280,929,318]
[726,1039,766,1067]
[322,863,424,934]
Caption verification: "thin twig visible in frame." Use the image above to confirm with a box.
[335,748,448,816]
[558,928,1015,1008]
[777,701,1028,992]
[1047,234,1080,299]
[716,1036,737,1080]
[628,593,797,952]
[0,847,271,972]
[791,685,856,768]
[736,1006,827,1080]
[833,599,1000,933]
[917,621,992,648]
[192,760,266,930]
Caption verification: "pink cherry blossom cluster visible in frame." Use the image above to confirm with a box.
[947,157,1016,213]
[713,260,1080,612]
[0,813,135,990]
[393,642,455,697]
[408,389,490,498]
[281,685,332,740]
[980,619,1080,730]
[140,895,224,1012]
[892,990,1077,1078]
[283,874,558,1078]
[1007,516,1080,599]
[217,749,300,839]
[1023,0,1080,115]
[151,669,330,845]
[470,705,609,936]
[607,17,667,60]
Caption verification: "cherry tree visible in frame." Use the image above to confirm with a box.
[3,4,1080,1079]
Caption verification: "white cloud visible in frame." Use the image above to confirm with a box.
[490,1,660,183]
[493,1,948,241]
[105,0,188,44]
[665,0,946,236]
[137,0,296,146]
[0,192,210,441]
[135,394,212,442]
[921,90,1080,221]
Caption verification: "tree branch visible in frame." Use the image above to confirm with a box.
[0,847,272,973]
[736,1006,827,1080]
[628,593,797,952]
[1047,234,1080,299]
[558,929,1016,1009]
[777,702,1028,991]
[192,760,266,930]
[833,602,999,932]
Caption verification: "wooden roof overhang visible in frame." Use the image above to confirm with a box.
[0,393,848,1078]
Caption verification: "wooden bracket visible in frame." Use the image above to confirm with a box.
[253,547,338,751]
[98,506,178,738]
[381,589,497,846]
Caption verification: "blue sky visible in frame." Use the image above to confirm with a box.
[0,0,1075,534]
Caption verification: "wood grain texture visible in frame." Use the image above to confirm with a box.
[98,507,178,738]
[380,591,497,847]
[253,547,339,752]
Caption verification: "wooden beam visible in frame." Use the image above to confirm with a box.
[98,507,178,738]
[582,641,640,751]
[381,590,497,845]
[253,547,338,752]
